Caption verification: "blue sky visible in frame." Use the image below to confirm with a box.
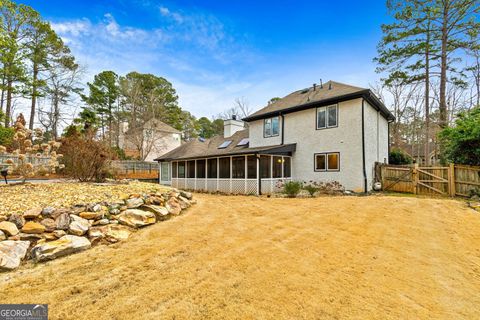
[22,0,391,118]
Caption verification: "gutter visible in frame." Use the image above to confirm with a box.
[361,98,367,193]
[281,113,285,145]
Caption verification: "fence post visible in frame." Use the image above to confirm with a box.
[449,163,455,197]
[413,163,419,194]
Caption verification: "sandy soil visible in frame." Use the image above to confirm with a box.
[1,194,480,319]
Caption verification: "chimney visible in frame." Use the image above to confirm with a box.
[224,116,244,138]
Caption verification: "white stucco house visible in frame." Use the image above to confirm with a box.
[118,118,182,162]
[155,81,394,194]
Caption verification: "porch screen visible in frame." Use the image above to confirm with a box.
[260,156,271,178]
[178,161,186,178]
[172,162,177,178]
[247,156,257,179]
[219,157,230,178]
[273,156,282,178]
[196,160,206,178]
[161,163,170,181]
[207,158,217,178]
[284,157,291,177]
[232,157,245,179]
[187,160,195,178]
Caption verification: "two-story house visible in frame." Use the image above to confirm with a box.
[155,81,394,194]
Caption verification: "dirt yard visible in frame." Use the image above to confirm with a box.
[1,193,480,319]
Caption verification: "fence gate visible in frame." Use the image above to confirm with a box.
[415,166,450,196]
[379,164,414,193]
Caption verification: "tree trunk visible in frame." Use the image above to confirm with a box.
[29,63,39,130]
[439,3,449,129]
[0,73,5,115]
[424,24,431,166]
[5,80,13,127]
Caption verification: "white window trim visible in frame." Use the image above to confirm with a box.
[316,104,338,130]
[314,152,340,172]
[264,116,280,138]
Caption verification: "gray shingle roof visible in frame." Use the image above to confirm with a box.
[155,129,296,161]
[243,80,394,122]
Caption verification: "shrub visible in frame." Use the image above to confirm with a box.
[389,149,413,165]
[59,130,115,182]
[439,107,480,166]
[0,126,14,147]
[303,181,319,196]
[283,181,302,198]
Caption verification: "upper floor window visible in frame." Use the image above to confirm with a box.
[317,105,338,129]
[264,116,279,137]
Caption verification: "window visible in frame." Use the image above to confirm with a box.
[260,155,271,178]
[237,138,249,146]
[273,156,282,178]
[219,157,230,178]
[316,105,338,129]
[196,160,206,178]
[264,117,280,137]
[207,158,217,178]
[178,161,186,178]
[247,156,257,179]
[161,163,170,181]
[187,160,195,178]
[232,157,245,178]
[218,140,232,149]
[284,157,291,178]
[315,152,340,171]
[172,162,177,178]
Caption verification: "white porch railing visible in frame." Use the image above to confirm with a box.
[171,177,291,195]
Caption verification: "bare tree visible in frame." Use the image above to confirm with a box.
[218,96,253,120]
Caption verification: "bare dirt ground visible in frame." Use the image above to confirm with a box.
[1,194,480,319]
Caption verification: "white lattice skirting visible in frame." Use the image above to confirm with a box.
[170,178,290,195]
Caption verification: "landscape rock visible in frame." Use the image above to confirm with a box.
[180,191,193,200]
[0,231,6,240]
[0,221,19,236]
[23,208,42,220]
[178,196,191,209]
[40,218,56,232]
[53,230,66,238]
[0,241,30,271]
[55,213,70,230]
[51,208,71,220]
[31,235,91,262]
[21,221,46,234]
[92,218,109,226]
[126,197,144,209]
[43,233,57,241]
[117,209,156,228]
[140,205,170,221]
[79,212,104,220]
[68,216,89,236]
[19,233,43,241]
[166,198,182,216]
[8,214,25,229]
[41,207,55,218]
[0,215,7,222]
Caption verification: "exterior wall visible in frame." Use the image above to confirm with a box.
[249,118,282,147]
[144,133,181,162]
[364,101,389,190]
[283,99,364,192]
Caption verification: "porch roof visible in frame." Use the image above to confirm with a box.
[155,129,296,162]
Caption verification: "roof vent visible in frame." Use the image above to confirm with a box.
[328,82,332,90]
[232,114,237,120]
[320,79,323,89]
[313,83,316,91]
[300,88,309,94]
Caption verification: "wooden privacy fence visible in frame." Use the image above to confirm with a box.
[110,160,159,179]
[376,162,480,197]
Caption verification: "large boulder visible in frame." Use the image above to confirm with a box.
[23,208,42,220]
[8,213,25,229]
[18,233,43,241]
[177,196,191,209]
[50,208,71,220]
[88,225,132,243]
[126,197,144,209]
[180,191,193,200]
[68,215,89,236]
[139,205,170,221]
[79,211,104,220]
[117,209,156,228]
[0,230,5,240]
[166,198,182,216]
[31,235,91,262]
[21,221,46,234]
[0,240,30,271]
[55,212,70,230]
[41,207,55,218]
[0,221,19,236]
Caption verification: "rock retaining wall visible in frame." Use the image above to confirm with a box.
[0,189,194,271]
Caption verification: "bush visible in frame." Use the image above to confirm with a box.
[283,181,302,198]
[303,181,319,196]
[59,131,115,182]
[389,149,413,165]
[0,126,14,148]
[439,107,480,166]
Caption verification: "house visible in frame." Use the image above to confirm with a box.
[155,81,394,194]
[118,118,182,162]
[394,141,440,165]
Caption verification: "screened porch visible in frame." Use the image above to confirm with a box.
[160,154,292,195]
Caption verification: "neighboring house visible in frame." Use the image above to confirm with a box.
[394,141,440,165]
[156,81,394,194]
[118,118,182,162]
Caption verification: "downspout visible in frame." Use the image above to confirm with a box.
[281,113,285,145]
[361,98,367,193]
